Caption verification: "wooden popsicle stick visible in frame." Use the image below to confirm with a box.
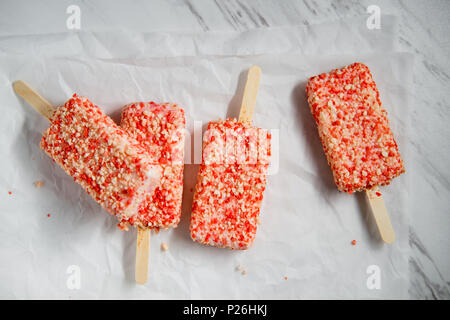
[365,186,395,244]
[238,65,262,123]
[13,80,55,120]
[135,227,150,284]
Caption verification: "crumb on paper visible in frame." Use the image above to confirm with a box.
[241,270,247,276]
[161,242,169,251]
[236,265,244,271]
[34,181,44,188]
[351,240,357,245]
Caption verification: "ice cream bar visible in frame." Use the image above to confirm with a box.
[120,102,185,229]
[306,62,405,193]
[40,94,162,228]
[190,118,271,250]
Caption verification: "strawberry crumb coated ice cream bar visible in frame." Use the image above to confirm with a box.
[306,62,405,193]
[120,102,185,230]
[190,118,271,250]
[40,94,161,229]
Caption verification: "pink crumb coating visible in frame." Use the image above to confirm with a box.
[306,62,405,193]
[190,118,271,250]
[120,101,185,230]
[40,94,161,228]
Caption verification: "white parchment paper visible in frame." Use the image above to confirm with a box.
[0,16,411,299]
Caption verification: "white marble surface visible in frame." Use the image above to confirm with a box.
[0,0,449,299]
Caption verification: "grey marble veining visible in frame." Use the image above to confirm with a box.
[0,0,448,299]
